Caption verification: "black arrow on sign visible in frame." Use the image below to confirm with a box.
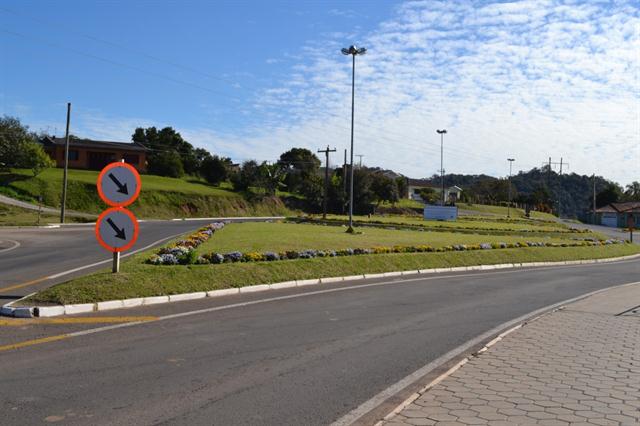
[108,173,129,195]
[106,218,127,240]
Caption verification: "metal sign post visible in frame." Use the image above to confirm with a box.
[628,216,635,243]
[96,162,141,273]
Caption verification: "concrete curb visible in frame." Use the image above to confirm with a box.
[3,253,639,318]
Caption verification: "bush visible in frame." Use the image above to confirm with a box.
[148,151,185,178]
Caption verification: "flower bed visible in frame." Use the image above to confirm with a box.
[147,222,225,265]
[148,237,626,266]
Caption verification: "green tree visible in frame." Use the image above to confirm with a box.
[0,116,36,170]
[624,181,640,201]
[22,142,55,176]
[370,173,399,206]
[418,187,439,204]
[200,155,231,185]
[132,126,200,175]
[259,162,287,196]
[596,183,622,207]
[148,151,184,178]
[278,148,321,194]
[231,160,261,191]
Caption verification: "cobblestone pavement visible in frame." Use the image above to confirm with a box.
[382,285,640,425]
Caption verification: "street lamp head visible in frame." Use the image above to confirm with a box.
[342,45,367,56]
[436,129,447,134]
[508,158,515,162]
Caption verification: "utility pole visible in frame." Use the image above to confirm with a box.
[60,102,71,223]
[592,174,597,225]
[355,154,364,168]
[507,158,515,218]
[342,149,347,214]
[558,157,563,218]
[317,145,336,219]
[436,129,447,205]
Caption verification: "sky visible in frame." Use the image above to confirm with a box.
[1,0,638,185]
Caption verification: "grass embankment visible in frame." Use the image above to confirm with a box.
[26,220,638,305]
[0,204,90,226]
[0,168,291,219]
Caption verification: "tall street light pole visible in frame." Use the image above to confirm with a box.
[507,158,515,218]
[436,129,447,205]
[342,45,366,233]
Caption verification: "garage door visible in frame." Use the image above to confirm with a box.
[601,215,618,227]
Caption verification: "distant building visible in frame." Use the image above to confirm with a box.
[40,136,148,172]
[405,179,462,204]
[595,202,640,228]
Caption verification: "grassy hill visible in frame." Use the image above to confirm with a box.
[0,168,291,219]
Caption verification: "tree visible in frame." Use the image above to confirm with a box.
[132,126,199,175]
[418,187,439,204]
[370,173,399,206]
[231,160,261,191]
[22,142,55,176]
[0,116,37,170]
[259,162,287,196]
[624,181,640,201]
[148,151,184,178]
[278,148,321,193]
[596,183,622,207]
[395,177,408,199]
[200,155,231,185]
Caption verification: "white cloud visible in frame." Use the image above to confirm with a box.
[38,0,638,186]
[239,0,639,185]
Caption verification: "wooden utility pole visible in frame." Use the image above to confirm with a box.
[318,145,336,219]
[592,174,597,224]
[60,102,71,223]
[342,149,347,213]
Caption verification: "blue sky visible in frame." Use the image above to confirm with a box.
[1,0,638,185]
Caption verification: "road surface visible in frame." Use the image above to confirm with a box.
[1,257,638,425]
[0,218,282,306]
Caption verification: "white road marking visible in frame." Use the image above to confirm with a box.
[0,239,20,254]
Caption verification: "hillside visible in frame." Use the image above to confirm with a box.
[0,168,292,219]
[419,168,618,219]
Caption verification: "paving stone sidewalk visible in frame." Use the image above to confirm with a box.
[382,284,640,426]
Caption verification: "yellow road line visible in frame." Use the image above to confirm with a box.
[0,276,49,293]
[0,334,69,352]
[0,316,158,326]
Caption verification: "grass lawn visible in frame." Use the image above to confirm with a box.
[27,243,640,305]
[0,203,90,226]
[459,203,556,220]
[322,214,569,233]
[194,222,583,255]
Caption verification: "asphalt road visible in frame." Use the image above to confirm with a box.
[1,257,638,425]
[0,217,282,305]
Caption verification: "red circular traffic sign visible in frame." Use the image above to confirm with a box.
[95,207,140,253]
[97,162,142,207]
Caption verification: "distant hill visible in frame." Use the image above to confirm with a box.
[410,167,618,219]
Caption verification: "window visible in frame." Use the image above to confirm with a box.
[68,150,79,161]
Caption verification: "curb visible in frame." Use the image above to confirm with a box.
[3,253,639,318]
